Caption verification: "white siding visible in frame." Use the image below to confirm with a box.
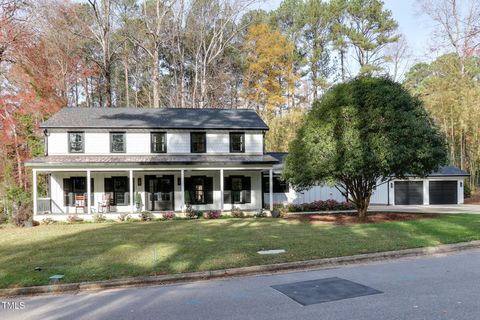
[47,130,264,155]
[206,133,229,153]
[264,184,345,206]
[168,132,190,153]
[370,181,389,205]
[84,132,109,154]
[245,132,263,153]
[48,132,68,155]
[126,133,150,154]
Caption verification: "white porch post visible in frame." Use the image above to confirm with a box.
[269,169,273,211]
[180,169,185,212]
[33,169,38,217]
[87,169,91,214]
[220,169,224,211]
[129,170,134,214]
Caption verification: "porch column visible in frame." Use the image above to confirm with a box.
[269,169,273,211]
[129,170,134,214]
[180,169,185,212]
[220,169,224,211]
[87,169,91,214]
[33,169,38,217]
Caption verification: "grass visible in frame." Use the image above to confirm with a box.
[1,214,480,289]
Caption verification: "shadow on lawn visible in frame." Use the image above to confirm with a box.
[1,215,480,319]
[1,215,480,290]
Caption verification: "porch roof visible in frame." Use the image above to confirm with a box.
[25,154,279,167]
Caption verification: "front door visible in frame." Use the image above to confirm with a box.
[145,175,174,211]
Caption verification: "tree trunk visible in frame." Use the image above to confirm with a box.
[152,49,160,108]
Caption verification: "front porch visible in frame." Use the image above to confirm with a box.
[32,167,275,218]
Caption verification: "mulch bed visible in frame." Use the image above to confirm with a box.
[464,191,480,204]
[285,212,439,225]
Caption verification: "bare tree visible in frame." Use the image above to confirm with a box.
[420,0,480,76]
[384,35,413,82]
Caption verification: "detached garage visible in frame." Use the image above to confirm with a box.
[429,181,458,205]
[390,166,469,206]
[394,181,423,205]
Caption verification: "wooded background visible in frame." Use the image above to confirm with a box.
[1,0,479,206]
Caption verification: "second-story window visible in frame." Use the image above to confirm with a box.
[110,132,126,153]
[191,132,206,153]
[230,132,245,153]
[68,132,84,153]
[151,132,167,153]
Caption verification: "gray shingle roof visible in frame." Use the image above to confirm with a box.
[266,152,470,177]
[25,154,279,167]
[41,107,269,130]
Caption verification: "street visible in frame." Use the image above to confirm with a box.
[2,249,480,320]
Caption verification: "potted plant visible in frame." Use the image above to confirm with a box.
[134,192,142,211]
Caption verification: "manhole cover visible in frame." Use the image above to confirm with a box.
[271,277,382,306]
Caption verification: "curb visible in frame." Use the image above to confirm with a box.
[2,240,480,298]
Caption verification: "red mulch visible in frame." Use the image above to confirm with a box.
[285,212,438,225]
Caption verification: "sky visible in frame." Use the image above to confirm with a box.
[256,0,437,64]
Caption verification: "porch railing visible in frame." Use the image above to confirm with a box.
[37,198,52,214]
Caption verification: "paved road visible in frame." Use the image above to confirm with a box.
[2,250,480,320]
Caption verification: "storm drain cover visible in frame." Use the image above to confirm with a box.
[271,277,382,306]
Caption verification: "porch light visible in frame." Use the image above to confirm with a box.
[138,177,142,187]
[460,181,463,188]
[390,182,393,188]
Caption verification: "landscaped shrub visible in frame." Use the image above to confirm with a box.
[185,204,202,219]
[12,204,33,227]
[162,211,175,220]
[231,206,245,218]
[93,212,106,222]
[118,212,131,222]
[42,218,56,225]
[271,208,282,218]
[254,208,267,218]
[139,211,154,221]
[204,210,221,219]
[286,200,355,212]
[67,214,84,223]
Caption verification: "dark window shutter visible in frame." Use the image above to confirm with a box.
[224,176,232,204]
[104,178,113,205]
[90,178,95,205]
[104,178,113,192]
[63,178,72,206]
[184,177,192,204]
[205,177,213,204]
[242,176,251,203]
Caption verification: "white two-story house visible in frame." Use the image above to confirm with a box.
[25,108,279,219]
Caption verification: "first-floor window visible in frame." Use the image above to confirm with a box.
[185,176,213,204]
[110,132,126,153]
[194,177,205,203]
[104,177,129,205]
[224,176,251,204]
[63,177,94,206]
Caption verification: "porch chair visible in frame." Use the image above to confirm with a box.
[74,195,86,214]
[98,193,112,213]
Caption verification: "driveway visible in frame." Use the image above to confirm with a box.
[2,249,480,320]
[369,204,480,214]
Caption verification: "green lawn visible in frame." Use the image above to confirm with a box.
[1,214,480,289]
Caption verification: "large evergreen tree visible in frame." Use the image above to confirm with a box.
[284,77,447,219]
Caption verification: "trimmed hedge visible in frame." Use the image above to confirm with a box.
[286,200,355,212]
